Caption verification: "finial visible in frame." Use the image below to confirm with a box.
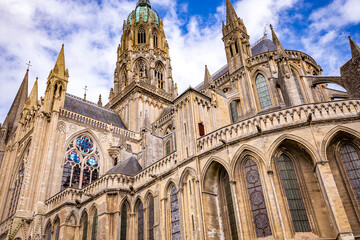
[349,36,352,40]
[26,61,32,71]
[98,94,103,107]
[83,86,88,101]
[270,24,273,30]
[264,26,267,37]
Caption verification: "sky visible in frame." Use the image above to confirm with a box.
[0,0,360,124]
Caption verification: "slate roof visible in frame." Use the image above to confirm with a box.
[64,93,127,129]
[106,156,143,175]
[251,37,277,56]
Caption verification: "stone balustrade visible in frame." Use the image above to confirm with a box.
[197,100,360,152]
[246,50,318,68]
[45,188,83,212]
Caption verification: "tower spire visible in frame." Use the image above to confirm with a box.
[226,0,238,25]
[349,36,360,61]
[204,65,212,88]
[50,44,68,79]
[270,24,287,59]
[25,77,38,108]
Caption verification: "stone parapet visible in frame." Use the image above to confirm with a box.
[197,99,360,153]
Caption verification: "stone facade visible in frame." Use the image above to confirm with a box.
[1,0,360,239]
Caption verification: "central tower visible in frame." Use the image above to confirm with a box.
[107,0,177,132]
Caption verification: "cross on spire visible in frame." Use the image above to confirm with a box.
[26,61,32,71]
[83,86,88,101]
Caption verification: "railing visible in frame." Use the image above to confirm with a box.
[197,100,360,152]
[246,50,318,68]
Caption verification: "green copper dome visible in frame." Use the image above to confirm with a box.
[127,0,160,26]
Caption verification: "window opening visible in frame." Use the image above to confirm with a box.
[198,123,205,137]
[340,144,360,203]
[148,196,155,240]
[292,71,304,103]
[255,74,272,110]
[170,186,181,239]
[91,210,98,240]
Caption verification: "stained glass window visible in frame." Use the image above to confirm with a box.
[278,154,311,232]
[223,171,238,240]
[244,159,272,237]
[255,74,272,110]
[148,196,154,240]
[61,135,100,190]
[91,210,98,240]
[120,204,127,240]
[230,101,239,123]
[340,144,360,203]
[292,71,304,103]
[46,224,52,240]
[170,185,181,240]
[8,162,25,217]
[82,214,88,240]
[136,201,144,240]
[166,140,171,156]
[55,220,60,240]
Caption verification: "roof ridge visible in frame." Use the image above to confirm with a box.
[65,93,117,114]
[211,64,228,78]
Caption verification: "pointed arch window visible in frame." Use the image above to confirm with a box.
[278,154,311,232]
[170,185,181,239]
[45,223,52,240]
[244,159,272,237]
[292,71,304,103]
[120,204,128,240]
[91,210,98,240]
[155,63,164,89]
[61,135,100,190]
[230,100,241,123]
[148,196,155,240]
[153,31,158,48]
[137,200,144,240]
[255,74,272,110]
[138,27,146,44]
[55,220,60,240]
[340,143,360,203]
[221,170,238,240]
[82,214,88,240]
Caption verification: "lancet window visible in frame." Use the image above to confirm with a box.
[230,100,241,123]
[153,31,158,48]
[82,213,88,240]
[135,60,147,78]
[170,185,181,240]
[148,196,155,240]
[138,27,146,44]
[91,210,98,240]
[255,74,272,110]
[155,64,164,89]
[120,204,128,240]
[244,159,272,237]
[45,223,52,240]
[137,200,144,240]
[54,219,60,240]
[278,154,311,232]
[292,71,304,103]
[340,143,360,203]
[61,135,100,190]
[222,170,238,240]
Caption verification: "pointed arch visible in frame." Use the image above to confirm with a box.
[179,167,199,186]
[44,220,52,240]
[201,157,232,188]
[120,198,130,240]
[135,198,144,240]
[231,144,266,177]
[255,73,273,110]
[80,210,89,240]
[65,210,79,225]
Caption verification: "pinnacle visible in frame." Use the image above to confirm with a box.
[349,36,360,60]
[26,78,38,107]
[226,0,238,25]
[53,44,66,77]
[270,25,287,59]
[204,65,212,87]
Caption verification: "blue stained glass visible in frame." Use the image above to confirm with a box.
[76,136,94,153]
[87,157,98,168]
[67,151,80,163]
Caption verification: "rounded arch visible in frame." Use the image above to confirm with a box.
[179,167,199,187]
[267,134,320,168]
[231,145,267,178]
[321,125,360,162]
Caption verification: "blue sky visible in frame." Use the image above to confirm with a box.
[0,0,360,123]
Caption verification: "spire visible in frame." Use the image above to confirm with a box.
[204,65,213,87]
[98,94,103,107]
[270,24,287,59]
[349,36,360,60]
[2,69,29,141]
[50,44,68,79]
[25,77,38,107]
[226,0,238,25]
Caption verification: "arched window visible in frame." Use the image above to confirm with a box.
[138,27,146,44]
[54,219,60,240]
[170,185,181,239]
[340,143,360,203]
[229,44,234,58]
[154,64,164,89]
[121,68,128,87]
[148,196,155,240]
[165,140,171,156]
[292,71,304,103]
[137,200,144,240]
[234,41,239,54]
[278,154,311,232]
[244,159,272,237]
[8,160,26,217]
[221,170,238,240]
[255,74,272,110]
[230,100,241,123]
[82,213,88,240]
[61,135,100,190]
[135,59,147,78]
[91,210,98,240]
[45,223,52,240]
[120,204,127,240]
[153,31,158,48]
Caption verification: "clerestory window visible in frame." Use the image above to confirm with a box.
[255,74,272,110]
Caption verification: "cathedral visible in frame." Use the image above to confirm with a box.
[1,0,360,239]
